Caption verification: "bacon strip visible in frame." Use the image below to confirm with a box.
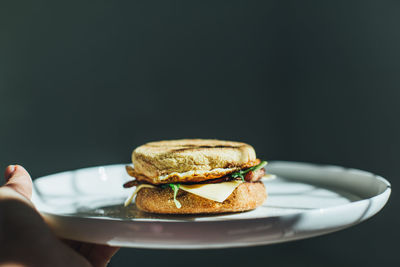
[123,180,141,188]
[244,168,265,182]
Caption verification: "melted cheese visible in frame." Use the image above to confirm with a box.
[180,180,243,202]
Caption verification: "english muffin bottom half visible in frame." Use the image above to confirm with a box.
[135,182,267,214]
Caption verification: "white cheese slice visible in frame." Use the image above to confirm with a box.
[179,180,243,202]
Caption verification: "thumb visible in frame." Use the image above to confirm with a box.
[3,165,33,200]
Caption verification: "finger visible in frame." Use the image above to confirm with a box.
[86,244,120,267]
[62,239,83,252]
[61,240,119,267]
[4,164,16,181]
[62,239,92,256]
[3,165,33,200]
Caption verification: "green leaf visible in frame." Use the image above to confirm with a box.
[248,161,268,172]
[231,171,244,178]
[230,161,268,180]
[169,184,182,209]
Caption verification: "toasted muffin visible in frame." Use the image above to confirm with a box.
[131,139,257,184]
[135,182,267,214]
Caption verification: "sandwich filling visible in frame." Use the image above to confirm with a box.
[124,161,270,208]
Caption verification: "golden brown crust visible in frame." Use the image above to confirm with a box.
[131,139,257,184]
[135,182,267,214]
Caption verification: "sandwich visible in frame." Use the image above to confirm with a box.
[123,139,269,214]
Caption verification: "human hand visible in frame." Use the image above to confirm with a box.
[0,165,119,267]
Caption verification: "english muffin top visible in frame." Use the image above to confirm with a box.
[131,139,257,183]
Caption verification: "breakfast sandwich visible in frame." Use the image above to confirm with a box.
[123,139,269,214]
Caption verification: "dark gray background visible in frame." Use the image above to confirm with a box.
[1,1,399,266]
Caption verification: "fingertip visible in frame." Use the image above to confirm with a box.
[4,164,33,200]
[4,165,16,181]
[14,165,31,178]
[87,245,120,267]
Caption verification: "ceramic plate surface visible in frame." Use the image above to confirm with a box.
[32,161,391,249]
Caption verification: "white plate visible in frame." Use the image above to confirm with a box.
[32,161,391,249]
